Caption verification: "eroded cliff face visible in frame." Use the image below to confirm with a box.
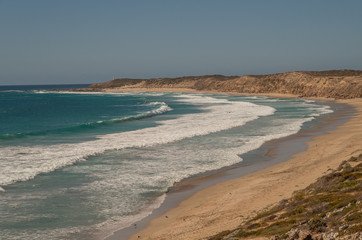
[88,70,362,99]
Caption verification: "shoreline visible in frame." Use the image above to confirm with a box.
[90,87,302,99]
[130,98,361,240]
[101,88,362,240]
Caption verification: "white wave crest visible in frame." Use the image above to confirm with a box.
[0,95,275,186]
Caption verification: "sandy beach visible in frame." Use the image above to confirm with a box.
[98,90,362,240]
[3,0,362,238]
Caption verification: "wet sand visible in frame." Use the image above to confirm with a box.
[102,89,362,240]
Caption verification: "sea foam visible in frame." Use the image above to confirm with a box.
[0,95,275,186]
[0,93,335,240]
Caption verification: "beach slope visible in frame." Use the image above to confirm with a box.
[128,98,362,240]
[92,70,362,240]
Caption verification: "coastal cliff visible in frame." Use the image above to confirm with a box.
[88,70,362,99]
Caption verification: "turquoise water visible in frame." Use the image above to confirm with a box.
[0,87,332,240]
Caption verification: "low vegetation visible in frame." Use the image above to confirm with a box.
[208,153,362,240]
[85,70,362,99]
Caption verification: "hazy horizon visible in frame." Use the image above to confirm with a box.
[1,0,362,85]
[1,69,362,87]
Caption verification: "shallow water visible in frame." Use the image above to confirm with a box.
[0,87,332,239]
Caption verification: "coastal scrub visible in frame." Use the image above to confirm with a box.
[208,154,362,240]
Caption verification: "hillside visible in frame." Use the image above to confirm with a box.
[208,155,362,240]
[87,70,362,99]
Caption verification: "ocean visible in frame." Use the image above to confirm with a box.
[0,85,333,240]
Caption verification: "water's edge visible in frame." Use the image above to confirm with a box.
[104,100,355,240]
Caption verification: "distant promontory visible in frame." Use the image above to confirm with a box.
[86,70,362,99]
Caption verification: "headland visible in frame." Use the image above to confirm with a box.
[84,70,362,99]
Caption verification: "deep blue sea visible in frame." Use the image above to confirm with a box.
[0,85,333,240]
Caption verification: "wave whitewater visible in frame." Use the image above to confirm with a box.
[0,95,275,186]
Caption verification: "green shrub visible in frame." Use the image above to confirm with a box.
[347,224,362,234]
[308,218,327,233]
[234,230,257,238]
[208,230,231,240]
[338,180,360,189]
[282,206,306,217]
[252,206,281,221]
[346,212,362,223]
[259,219,297,236]
[294,192,306,201]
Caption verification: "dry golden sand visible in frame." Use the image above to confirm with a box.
[104,88,361,240]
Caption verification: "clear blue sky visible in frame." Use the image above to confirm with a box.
[1,0,362,85]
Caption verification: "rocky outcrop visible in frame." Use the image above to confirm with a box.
[88,70,362,99]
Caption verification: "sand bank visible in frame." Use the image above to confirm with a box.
[102,88,362,240]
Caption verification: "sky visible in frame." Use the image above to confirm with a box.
[1,0,362,85]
